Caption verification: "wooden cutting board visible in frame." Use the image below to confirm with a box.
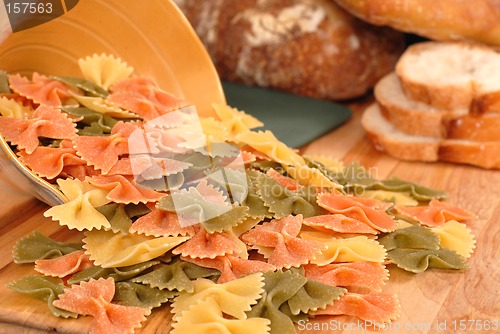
[0,101,498,334]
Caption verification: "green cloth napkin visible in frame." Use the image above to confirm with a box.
[222,82,352,147]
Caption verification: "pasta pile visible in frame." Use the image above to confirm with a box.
[0,55,477,334]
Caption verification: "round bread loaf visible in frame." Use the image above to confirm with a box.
[173,0,404,100]
[334,0,500,46]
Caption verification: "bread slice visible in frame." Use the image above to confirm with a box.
[375,72,500,141]
[395,41,500,112]
[361,104,500,169]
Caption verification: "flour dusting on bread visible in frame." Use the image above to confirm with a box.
[233,1,326,47]
[192,0,223,45]
[174,0,403,100]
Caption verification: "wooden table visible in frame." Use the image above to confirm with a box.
[0,101,499,334]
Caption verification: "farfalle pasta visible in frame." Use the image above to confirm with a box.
[113,281,176,308]
[9,72,80,107]
[378,225,470,273]
[325,161,448,201]
[17,142,87,179]
[254,171,326,219]
[62,106,118,135]
[300,231,387,265]
[1,55,479,334]
[317,192,397,233]
[34,250,93,278]
[12,230,83,264]
[236,130,305,166]
[52,76,109,99]
[71,93,138,119]
[242,215,325,269]
[171,272,265,320]
[360,190,418,206]
[173,227,247,259]
[311,292,401,324]
[0,95,30,118]
[0,105,76,154]
[131,260,219,292]
[243,170,273,219]
[87,174,164,204]
[53,278,151,334]
[108,77,188,120]
[303,262,389,293]
[129,208,196,237]
[284,163,342,190]
[96,203,134,234]
[206,168,249,204]
[83,229,188,268]
[172,296,271,334]
[7,276,77,318]
[303,214,379,235]
[157,188,249,233]
[73,122,141,174]
[247,269,346,334]
[67,260,160,285]
[44,178,112,231]
[78,54,134,90]
[211,103,263,137]
[395,199,477,227]
[182,255,275,284]
[431,220,476,258]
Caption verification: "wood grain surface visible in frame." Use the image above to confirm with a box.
[0,101,499,334]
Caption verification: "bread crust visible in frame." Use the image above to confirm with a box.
[397,78,472,112]
[364,129,439,161]
[374,73,450,137]
[375,72,500,141]
[334,0,500,46]
[470,90,500,115]
[395,42,500,113]
[174,0,404,100]
[444,115,500,141]
[438,142,500,169]
[362,104,500,169]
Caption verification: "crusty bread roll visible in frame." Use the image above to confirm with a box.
[334,0,500,46]
[361,104,500,169]
[173,0,404,100]
[395,42,500,112]
[375,72,500,141]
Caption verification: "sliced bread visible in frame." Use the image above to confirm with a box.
[395,41,500,112]
[361,104,500,169]
[375,72,500,141]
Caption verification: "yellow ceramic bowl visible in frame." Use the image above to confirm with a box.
[0,0,225,206]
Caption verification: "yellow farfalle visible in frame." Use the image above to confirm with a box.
[230,216,262,238]
[78,53,133,90]
[200,117,229,143]
[212,103,263,137]
[172,297,270,334]
[360,190,418,206]
[171,272,264,320]
[83,229,188,267]
[431,220,476,258]
[300,231,387,264]
[0,96,30,118]
[236,130,305,166]
[43,179,111,231]
[285,164,342,190]
[395,220,415,230]
[71,93,137,119]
